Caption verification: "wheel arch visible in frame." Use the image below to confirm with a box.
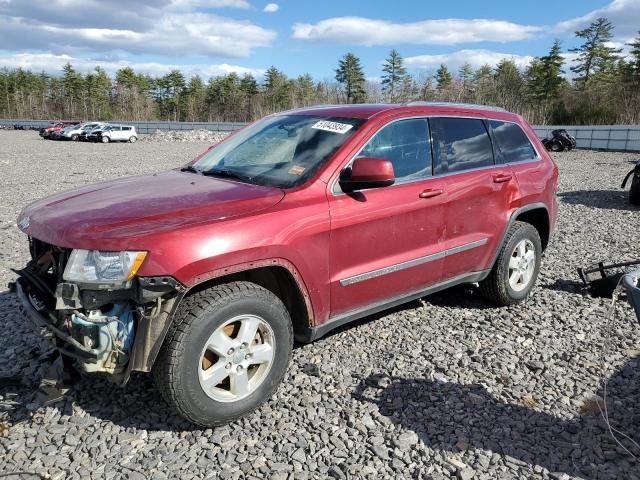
[488,203,550,270]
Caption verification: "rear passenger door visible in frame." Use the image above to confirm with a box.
[487,120,543,205]
[430,117,516,279]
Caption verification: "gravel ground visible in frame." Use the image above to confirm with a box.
[1,130,640,480]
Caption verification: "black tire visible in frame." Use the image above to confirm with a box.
[549,142,562,152]
[630,175,640,206]
[479,221,542,306]
[153,281,293,427]
[71,134,79,141]
[129,136,137,143]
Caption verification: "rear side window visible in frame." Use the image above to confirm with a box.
[122,127,131,131]
[430,117,494,175]
[357,118,431,182]
[489,120,537,163]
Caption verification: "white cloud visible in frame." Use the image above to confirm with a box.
[292,17,542,46]
[169,0,251,9]
[0,52,265,79]
[0,0,275,58]
[263,3,279,13]
[555,0,640,39]
[404,49,535,72]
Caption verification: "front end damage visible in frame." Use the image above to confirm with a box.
[10,238,186,383]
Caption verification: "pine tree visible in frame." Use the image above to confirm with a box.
[435,64,452,90]
[570,17,622,86]
[628,31,640,81]
[335,53,367,104]
[381,49,407,102]
[527,40,565,103]
[295,74,315,106]
[458,63,474,100]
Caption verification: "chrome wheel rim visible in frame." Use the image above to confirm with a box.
[198,314,275,403]
[508,239,536,292]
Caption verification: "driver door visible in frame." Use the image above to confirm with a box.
[328,117,447,317]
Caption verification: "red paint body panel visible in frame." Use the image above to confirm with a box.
[18,104,559,331]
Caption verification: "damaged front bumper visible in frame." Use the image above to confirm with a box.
[11,242,187,383]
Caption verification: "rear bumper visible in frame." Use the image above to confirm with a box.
[623,271,640,325]
[13,279,99,362]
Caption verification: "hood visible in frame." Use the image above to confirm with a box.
[19,170,285,249]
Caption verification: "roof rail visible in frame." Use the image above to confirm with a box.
[403,101,507,112]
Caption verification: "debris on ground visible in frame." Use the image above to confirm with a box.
[140,129,230,143]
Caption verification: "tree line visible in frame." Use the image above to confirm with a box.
[1,17,639,125]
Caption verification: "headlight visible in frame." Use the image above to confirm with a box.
[63,250,147,284]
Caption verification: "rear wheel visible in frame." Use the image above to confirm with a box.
[129,136,137,143]
[71,134,79,141]
[153,281,293,427]
[630,175,640,206]
[480,221,542,306]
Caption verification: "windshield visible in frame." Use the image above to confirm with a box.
[193,115,365,188]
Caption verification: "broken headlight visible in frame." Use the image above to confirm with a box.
[63,250,147,284]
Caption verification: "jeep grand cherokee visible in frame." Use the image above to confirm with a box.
[12,102,558,426]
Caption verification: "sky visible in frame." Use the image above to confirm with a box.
[0,0,638,81]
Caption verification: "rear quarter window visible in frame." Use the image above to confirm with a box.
[489,120,537,163]
[430,117,494,175]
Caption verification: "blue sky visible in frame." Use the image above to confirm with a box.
[0,0,638,81]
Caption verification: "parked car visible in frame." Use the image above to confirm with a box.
[59,122,105,141]
[94,124,138,143]
[79,123,108,142]
[621,160,640,206]
[542,129,576,152]
[12,102,558,426]
[39,121,80,139]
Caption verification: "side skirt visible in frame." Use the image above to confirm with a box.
[302,269,490,342]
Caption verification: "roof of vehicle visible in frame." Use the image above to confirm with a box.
[284,102,522,121]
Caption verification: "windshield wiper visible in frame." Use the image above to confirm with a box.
[201,168,254,184]
[180,165,202,174]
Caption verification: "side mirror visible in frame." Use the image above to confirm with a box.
[339,157,395,193]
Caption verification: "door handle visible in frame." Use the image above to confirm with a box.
[493,173,513,183]
[419,188,444,199]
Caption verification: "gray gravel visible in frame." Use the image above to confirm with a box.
[1,130,640,479]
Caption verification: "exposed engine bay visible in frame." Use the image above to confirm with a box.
[10,237,185,381]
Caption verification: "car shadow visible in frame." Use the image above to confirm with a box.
[542,278,587,295]
[352,358,640,478]
[558,189,638,211]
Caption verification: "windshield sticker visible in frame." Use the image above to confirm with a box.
[288,165,306,175]
[311,120,353,134]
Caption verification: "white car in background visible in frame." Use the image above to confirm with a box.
[98,125,138,143]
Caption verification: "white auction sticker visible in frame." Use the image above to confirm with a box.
[311,120,354,134]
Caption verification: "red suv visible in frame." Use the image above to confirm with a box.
[13,102,558,426]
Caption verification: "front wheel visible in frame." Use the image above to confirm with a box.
[480,221,542,306]
[153,281,293,427]
[101,136,109,143]
[71,134,79,141]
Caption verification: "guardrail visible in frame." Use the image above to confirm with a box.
[2,119,640,152]
[532,125,640,152]
[0,119,246,134]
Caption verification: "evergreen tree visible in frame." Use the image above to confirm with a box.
[381,49,407,102]
[295,74,315,106]
[435,64,452,89]
[527,40,565,103]
[335,53,367,103]
[458,63,474,100]
[628,31,640,81]
[570,17,622,86]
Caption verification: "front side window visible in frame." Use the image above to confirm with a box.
[489,120,537,163]
[195,115,365,188]
[356,118,431,181]
[431,117,494,174]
